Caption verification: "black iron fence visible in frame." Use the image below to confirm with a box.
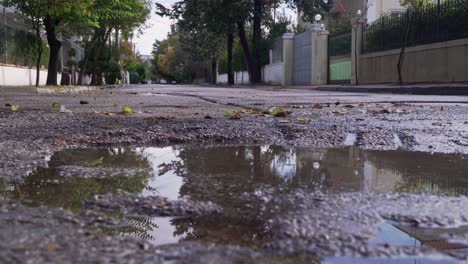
[0,7,49,67]
[363,0,468,53]
[329,32,351,57]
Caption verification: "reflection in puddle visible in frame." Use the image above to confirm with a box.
[374,223,468,257]
[122,217,186,246]
[324,256,459,264]
[3,145,468,252]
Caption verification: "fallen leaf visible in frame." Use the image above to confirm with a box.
[122,106,133,115]
[333,109,348,115]
[52,102,60,108]
[11,105,19,112]
[270,107,288,118]
[312,104,323,109]
[175,105,191,109]
[241,108,256,114]
[344,104,355,108]
[224,110,242,119]
[296,117,306,122]
[291,105,305,109]
[464,121,468,124]
[380,108,392,114]
[47,244,58,252]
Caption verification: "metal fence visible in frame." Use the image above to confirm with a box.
[329,32,351,57]
[293,31,312,85]
[363,0,468,53]
[0,5,49,67]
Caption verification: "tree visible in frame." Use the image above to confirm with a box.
[397,0,425,84]
[157,0,240,84]
[399,0,432,8]
[81,0,150,85]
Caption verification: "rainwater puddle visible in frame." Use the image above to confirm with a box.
[3,146,468,256]
[373,223,468,254]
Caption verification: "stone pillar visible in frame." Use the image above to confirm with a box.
[311,23,329,86]
[351,18,366,85]
[282,33,295,86]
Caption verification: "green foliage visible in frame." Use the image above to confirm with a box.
[128,60,149,82]
[152,33,201,83]
[52,102,60,108]
[66,59,78,68]
[0,25,50,67]
[104,61,122,85]
[399,0,432,8]
[11,105,20,112]
[130,72,140,84]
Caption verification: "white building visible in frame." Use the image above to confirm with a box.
[297,0,406,28]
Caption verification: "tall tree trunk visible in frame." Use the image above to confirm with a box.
[44,16,62,86]
[211,59,217,84]
[227,32,234,85]
[77,51,88,85]
[91,28,112,85]
[251,0,263,84]
[34,25,43,87]
[237,22,254,84]
[114,28,120,61]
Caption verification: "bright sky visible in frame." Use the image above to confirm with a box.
[135,0,297,55]
[135,0,178,55]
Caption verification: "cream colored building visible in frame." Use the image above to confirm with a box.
[297,0,406,28]
[367,0,407,22]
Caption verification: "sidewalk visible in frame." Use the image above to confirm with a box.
[0,85,101,94]
[316,83,468,95]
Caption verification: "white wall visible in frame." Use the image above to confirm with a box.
[217,71,250,85]
[0,65,62,86]
[263,62,284,85]
[217,63,283,86]
[217,73,228,84]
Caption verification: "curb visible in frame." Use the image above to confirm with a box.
[317,85,468,95]
[0,86,102,94]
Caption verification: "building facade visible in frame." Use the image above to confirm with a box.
[297,0,406,28]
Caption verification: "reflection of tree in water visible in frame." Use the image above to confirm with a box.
[12,148,152,211]
[365,150,468,195]
[171,214,273,247]
[49,148,150,169]
[157,146,369,204]
[104,211,160,241]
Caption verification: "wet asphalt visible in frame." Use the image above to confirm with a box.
[0,84,467,263]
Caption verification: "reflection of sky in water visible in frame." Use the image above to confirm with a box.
[270,149,297,182]
[324,257,459,264]
[371,223,421,247]
[145,217,186,246]
[140,147,184,200]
